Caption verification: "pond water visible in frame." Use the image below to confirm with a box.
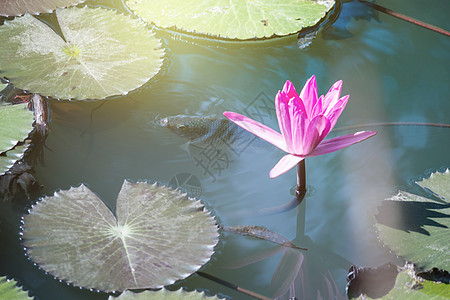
[1,0,449,299]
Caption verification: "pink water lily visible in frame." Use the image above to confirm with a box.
[224,75,377,178]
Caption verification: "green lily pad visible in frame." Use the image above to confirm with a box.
[0,0,86,16]
[380,265,449,300]
[376,169,450,270]
[0,104,34,154]
[0,103,33,175]
[109,289,224,299]
[416,170,449,202]
[125,0,335,40]
[0,6,164,100]
[0,276,32,300]
[22,180,219,292]
[0,141,31,175]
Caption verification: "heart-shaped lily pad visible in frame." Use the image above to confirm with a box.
[0,6,164,100]
[125,0,335,40]
[0,0,86,16]
[376,169,450,271]
[21,180,219,292]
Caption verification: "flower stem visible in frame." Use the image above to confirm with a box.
[296,160,306,201]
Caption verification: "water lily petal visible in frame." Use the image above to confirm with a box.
[290,107,308,154]
[284,80,306,112]
[270,154,304,178]
[311,95,324,118]
[275,91,293,150]
[283,80,298,101]
[326,95,349,130]
[309,131,377,157]
[315,115,332,145]
[322,79,343,110]
[303,115,330,155]
[223,111,288,152]
[299,75,318,118]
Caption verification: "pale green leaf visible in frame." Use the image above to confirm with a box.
[0,141,30,175]
[0,276,32,300]
[381,266,449,300]
[376,169,450,270]
[416,169,449,201]
[125,0,335,40]
[22,180,219,292]
[0,104,34,153]
[0,6,164,100]
[0,0,86,16]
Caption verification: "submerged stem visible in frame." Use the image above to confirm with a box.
[296,160,306,201]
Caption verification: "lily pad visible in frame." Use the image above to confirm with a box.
[0,104,34,154]
[380,264,450,300]
[0,276,32,300]
[376,169,450,270]
[21,180,219,292]
[0,6,164,100]
[125,0,335,40]
[109,289,224,299]
[416,170,449,201]
[0,141,31,175]
[0,0,86,16]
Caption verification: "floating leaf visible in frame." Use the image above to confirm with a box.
[0,276,32,300]
[376,169,450,270]
[0,103,33,175]
[0,6,164,100]
[109,289,224,299]
[0,104,34,153]
[416,170,449,201]
[0,141,31,176]
[0,0,86,16]
[380,264,450,300]
[125,0,335,40]
[22,180,219,292]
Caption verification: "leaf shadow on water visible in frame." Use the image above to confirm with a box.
[375,199,450,236]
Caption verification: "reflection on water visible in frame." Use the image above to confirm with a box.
[1,0,449,299]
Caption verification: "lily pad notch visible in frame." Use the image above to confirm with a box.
[21,180,219,292]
